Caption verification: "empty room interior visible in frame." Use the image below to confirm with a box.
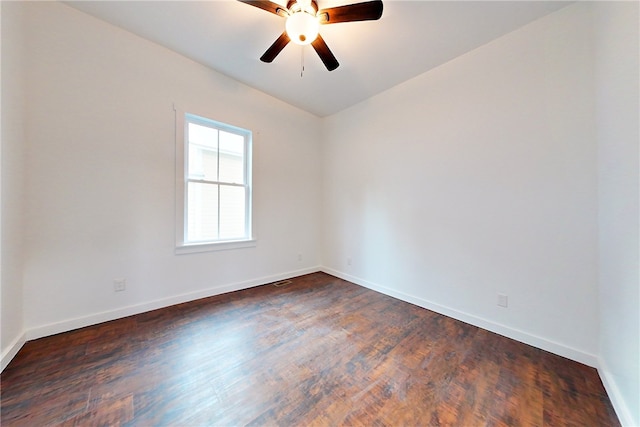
[1,0,638,425]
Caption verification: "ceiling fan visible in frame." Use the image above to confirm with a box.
[238,0,383,71]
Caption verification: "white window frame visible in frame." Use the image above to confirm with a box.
[175,106,255,254]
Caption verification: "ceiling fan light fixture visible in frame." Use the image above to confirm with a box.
[285,11,320,45]
[240,0,383,71]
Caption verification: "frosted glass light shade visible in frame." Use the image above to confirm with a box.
[286,12,320,45]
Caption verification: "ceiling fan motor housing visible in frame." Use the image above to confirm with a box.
[286,0,319,13]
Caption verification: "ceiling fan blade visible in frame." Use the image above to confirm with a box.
[260,32,291,63]
[238,0,289,17]
[318,0,383,24]
[311,34,339,71]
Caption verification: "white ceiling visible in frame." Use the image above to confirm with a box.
[65,0,571,117]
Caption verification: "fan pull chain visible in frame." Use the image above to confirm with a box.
[301,46,305,78]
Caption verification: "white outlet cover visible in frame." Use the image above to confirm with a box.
[497,293,508,308]
[114,278,126,292]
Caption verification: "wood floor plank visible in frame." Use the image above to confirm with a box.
[1,272,620,426]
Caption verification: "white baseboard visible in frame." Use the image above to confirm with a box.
[1,331,26,372]
[321,266,599,368]
[598,357,638,427]
[26,266,321,341]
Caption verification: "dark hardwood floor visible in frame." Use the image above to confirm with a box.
[1,272,619,426]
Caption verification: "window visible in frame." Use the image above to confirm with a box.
[175,109,254,253]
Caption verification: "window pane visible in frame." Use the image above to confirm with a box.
[219,185,246,239]
[188,123,218,181]
[219,131,245,184]
[187,182,218,242]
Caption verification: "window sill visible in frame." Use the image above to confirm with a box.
[175,239,257,255]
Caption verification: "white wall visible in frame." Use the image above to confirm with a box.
[594,2,640,425]
[322,3,600,365]
[1,1,27,370]
[20,1,321,338]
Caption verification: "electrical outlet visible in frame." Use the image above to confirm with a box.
[114,278,126,292]
[347,257,352,266]
[297,253,303,262]
[497,293,508,308]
